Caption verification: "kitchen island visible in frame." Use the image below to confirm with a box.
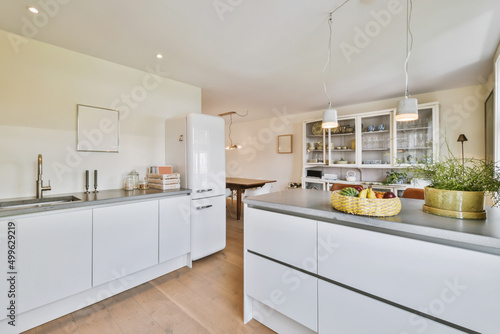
[243,189,500,334]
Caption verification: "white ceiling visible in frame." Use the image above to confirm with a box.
[1,0,499,122]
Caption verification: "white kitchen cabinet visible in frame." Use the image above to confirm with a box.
[301,102,440,187]
[327,116,357,166]
[360,110,393,166]
[394,101,440,165]
[303,119,326,166]
[0,221,8,321]
[318,280,462,334]
[159,195,190,263]
[245,207,317,273]
[16,209,92,313]
[246,253,317,332]
[317,221,500,334]
[93,200,159,286]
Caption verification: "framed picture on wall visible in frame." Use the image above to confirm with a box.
[77,104,120,152]
[485,89,494,162]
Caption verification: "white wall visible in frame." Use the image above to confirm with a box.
[226,83,493,191]
[0,30,201,199]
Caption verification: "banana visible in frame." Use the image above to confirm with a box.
[358,189,368,198]
[367,188,377,199]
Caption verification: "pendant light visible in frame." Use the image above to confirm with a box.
[396,0,418,122]
[218,111,248,150]
[321,11,339,129]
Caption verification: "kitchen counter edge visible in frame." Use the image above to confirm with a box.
[244,189,500,255]
[0,188,191,218]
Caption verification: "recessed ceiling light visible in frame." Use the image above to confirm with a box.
[27,6,39,14]
[155,53,163,59]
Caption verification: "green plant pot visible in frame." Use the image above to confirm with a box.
[423,187,486,220]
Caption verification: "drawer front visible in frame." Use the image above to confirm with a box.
[318,222,500,333]
[245,208,317,273]
[318,280,463,334]
[246,252,317,331]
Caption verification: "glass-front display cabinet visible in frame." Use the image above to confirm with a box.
[327,117,357,166]
[394,102,439,165]
[303,120,326,166]
[360,111,392,166]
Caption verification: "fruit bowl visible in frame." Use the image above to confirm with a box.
[330,190,401,217]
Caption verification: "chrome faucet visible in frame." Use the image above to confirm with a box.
[36,154,51,198]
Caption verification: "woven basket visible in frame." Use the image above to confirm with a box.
[330,190,401,217]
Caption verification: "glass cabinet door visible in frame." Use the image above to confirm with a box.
[395,107,434,165]
[360,113,392,166]
[328,117,357,166]
[304,120,326,166]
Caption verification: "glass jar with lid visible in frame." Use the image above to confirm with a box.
[124,176,135,191]
[128,169,139,189]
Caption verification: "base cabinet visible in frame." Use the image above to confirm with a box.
[317,221,500,333]
[159,196,191,263]
[17,209,93,313]
[93,200,159,286]
[318,280,461,334]
[246,253,317,332]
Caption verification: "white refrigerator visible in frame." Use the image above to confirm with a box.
[165,113,226,261]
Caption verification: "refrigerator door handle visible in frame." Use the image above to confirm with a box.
[196,188,213,193]
[196,205,213,210]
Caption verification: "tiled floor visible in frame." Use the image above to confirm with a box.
[23,199,274,334]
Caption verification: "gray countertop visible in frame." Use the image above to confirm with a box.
[244,189,500,254]
[0,188,191,218]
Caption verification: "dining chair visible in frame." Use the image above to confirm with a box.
[329,183,363,191]
[244,183,273,198]
[225,188,235,218]
[401,188,425,200]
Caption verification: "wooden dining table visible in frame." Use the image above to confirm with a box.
[226,177,277,220]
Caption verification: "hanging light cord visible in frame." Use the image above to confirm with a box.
[404,0,414,98]
[228,113,234,146]
[322,0,352,109]
[224,110,248,148]
[322,13,333,109]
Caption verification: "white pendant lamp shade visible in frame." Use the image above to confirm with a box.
[322,107,339,128]
[396,98,418,122]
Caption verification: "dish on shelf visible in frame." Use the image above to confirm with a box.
[311,122,323,135]
[336,160,348,164]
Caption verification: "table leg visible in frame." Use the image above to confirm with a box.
[236,189,242,220]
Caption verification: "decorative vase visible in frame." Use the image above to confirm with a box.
[422,187,486,220]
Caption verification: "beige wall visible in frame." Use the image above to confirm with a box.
[226,83,493,192]
[0,30,201,199]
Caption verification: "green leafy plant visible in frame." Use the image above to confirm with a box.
[407,157,500,207]
[384,169,407,184]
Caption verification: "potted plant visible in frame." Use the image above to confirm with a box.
[407,156,500,219]
[384,169,407,184]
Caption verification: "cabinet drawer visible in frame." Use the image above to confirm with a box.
[245,208,317,273]
[246,253,317,331]
[318,280,462,334]
[318,222,500,333]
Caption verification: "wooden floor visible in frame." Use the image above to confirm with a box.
[24,200,274,334]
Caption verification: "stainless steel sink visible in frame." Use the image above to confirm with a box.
[0,196,81,211]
